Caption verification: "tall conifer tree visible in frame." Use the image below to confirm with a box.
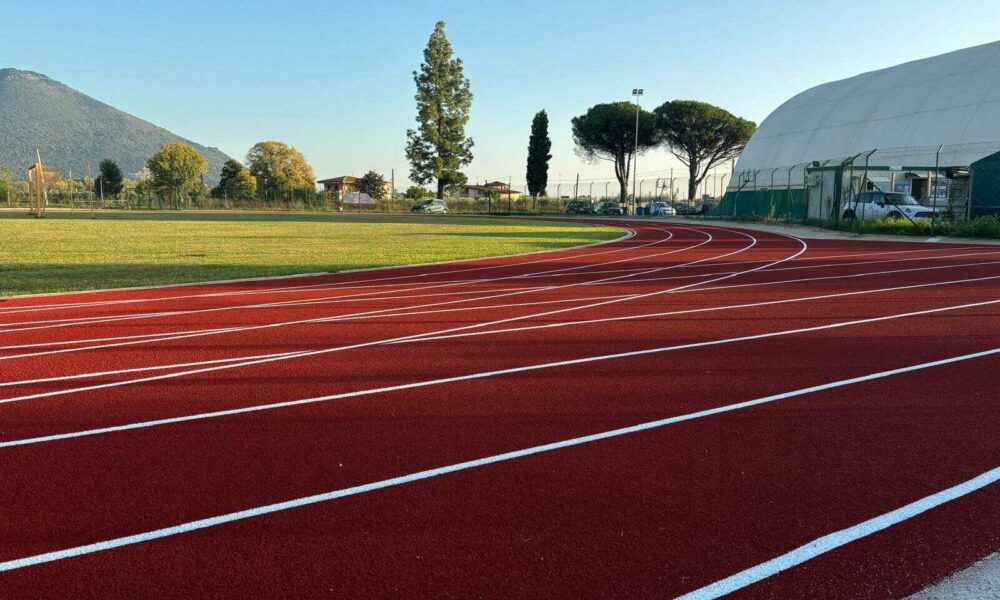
[525,110,552,198]
[405,21,474,199]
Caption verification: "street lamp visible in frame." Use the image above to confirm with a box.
[631,88,643,215]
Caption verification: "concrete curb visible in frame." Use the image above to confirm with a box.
[908,552,1000,599]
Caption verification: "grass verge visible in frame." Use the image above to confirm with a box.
[0,211,621,297]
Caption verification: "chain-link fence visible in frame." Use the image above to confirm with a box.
[2,171,736,217]
[718,141,1000,223]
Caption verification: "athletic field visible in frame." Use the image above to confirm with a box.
[0,211,619,297]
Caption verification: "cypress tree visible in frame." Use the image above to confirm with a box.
[525,110,552,198]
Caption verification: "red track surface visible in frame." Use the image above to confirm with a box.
[1,220,999,599]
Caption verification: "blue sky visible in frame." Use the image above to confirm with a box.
[5,0,1000,191]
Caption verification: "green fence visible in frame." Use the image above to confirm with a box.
[713,188,807,221]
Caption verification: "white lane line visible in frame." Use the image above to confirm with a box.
[4,251,993,391]
[0,294,634,387]
[676,465,1000,600]
[0,290,643,353]
[613,249,1000,287]
[605,248,1000,285]
[6,272,996,391]
[0,281,553,331]
[6,248,996,355]
[0,228,713,361]
[7,237,989,338]
[0,228,758,396]
[518,247,1000,282]
[0,346,995,573]
[0,226,640,319]
[513,245,994,280]
[1,229,984,317]
[401,273,1000,343]
[0,223,759,345]
[2,297,996,447]
[0,224,635,313]
[0,226,675,332]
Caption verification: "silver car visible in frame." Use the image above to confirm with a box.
[648,202,677,216]
[844,192,937,221]
[411,199,449,214]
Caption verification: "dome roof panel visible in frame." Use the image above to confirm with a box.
[734,41,1000,173]
[963,101,1000,142]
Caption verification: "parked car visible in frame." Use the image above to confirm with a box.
[647,202,676,216]
[843,192,937,221]
[565,200,595,215]
[672,202,699,216]
[594,202,624,216]
[411,199,448,214]
[699,201,718,215]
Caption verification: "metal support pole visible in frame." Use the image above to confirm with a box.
[769,168,776,219]
[786,164,796,221]
[933,143,943,211]
[631,88,643,215]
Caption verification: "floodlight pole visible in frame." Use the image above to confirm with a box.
[631,88,643,215]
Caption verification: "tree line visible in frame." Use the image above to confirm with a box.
[404,21,756,204]
[0,141,320,209]
[3,21,757,210]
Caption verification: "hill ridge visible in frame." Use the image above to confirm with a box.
[0,67,230,183]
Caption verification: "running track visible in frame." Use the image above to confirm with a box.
[1,220,998,599]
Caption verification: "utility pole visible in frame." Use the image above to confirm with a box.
[631,88,643,214]
[574,173,579,201]
[391,168,395,204]
[87,164,94,218]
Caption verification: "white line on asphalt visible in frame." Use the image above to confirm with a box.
[0,227,713,360]
[6,271,995,392]
[402,273,1000,343]
[0,346,995,572]
[4,251,992,394]
[6,248,995,357]
[0,226,641,319]
[675,465,1000,600]
[2,297,996,446]
[0,224,635,312]
[0,294,634,387]
[0,226,676,331]
[0,228,767,397]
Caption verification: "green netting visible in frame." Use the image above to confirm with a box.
[971,151,1000,218]
[713,189,807,220]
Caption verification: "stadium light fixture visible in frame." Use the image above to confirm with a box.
[631,89,644,214]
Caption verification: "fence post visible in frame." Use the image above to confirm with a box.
[769,168,776,219]
[932,144,943,231]
[858,150,876,226]
[786,164,795,222]
[732,171,742,216]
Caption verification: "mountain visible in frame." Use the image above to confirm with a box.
[0,68,231,183]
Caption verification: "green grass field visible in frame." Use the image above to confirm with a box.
[0,211,621,297]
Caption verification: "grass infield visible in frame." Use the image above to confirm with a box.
[0,211,621,297]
